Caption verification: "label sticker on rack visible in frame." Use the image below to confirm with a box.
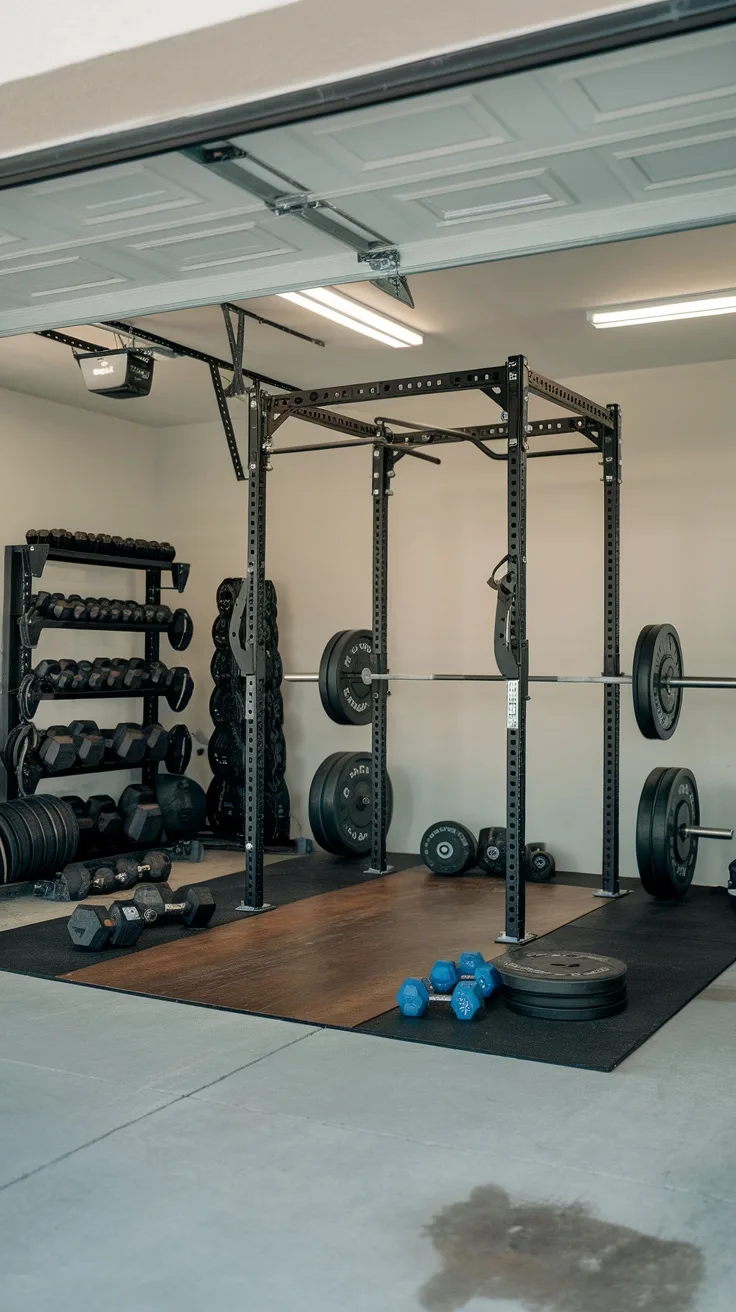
[507,680,519,730]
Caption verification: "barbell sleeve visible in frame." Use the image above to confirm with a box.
[680,825,733,840]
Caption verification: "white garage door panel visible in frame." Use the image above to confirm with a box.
[1,24,736,335]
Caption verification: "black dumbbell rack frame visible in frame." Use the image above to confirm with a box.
[0,542,190,802]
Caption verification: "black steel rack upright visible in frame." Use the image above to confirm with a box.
[238,355,621,942]
[0,541,189,802]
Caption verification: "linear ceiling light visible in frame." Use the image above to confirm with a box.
[588,292,736,329]
[278,287,423,348]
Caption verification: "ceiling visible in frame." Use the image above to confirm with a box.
[0,20,736,336]
[0,220,734,427]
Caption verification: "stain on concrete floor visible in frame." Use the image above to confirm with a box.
[419,1183,703,1311]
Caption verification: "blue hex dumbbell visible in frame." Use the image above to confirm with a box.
[429,951,502,1000]
[397,976,485,1021]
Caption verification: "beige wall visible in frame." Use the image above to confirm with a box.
[159,358,736,886]
[0,386,169,803]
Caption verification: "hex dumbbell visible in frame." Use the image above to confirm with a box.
[67,900,145,950]
[133,881,216,928]
[68,721,105,769]
[57,861,137,901]
[87,794,123,842]
[104,724,146,764]
[428,952,502,1000]
[397,976,486,1021]
[38,726,77,773]
[119,784,164,845]
[115,851,172,885]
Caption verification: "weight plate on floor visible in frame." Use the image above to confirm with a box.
[30,795,78,868]
[504,984,628,1011]
[308,751,393,856]
[1,804,32,879]
[504,994,628,1021]
[421,821,477,875]
[525,847,556,883]
[12,799,49,877]
[0,809,21,882]
[638,765,699,899]
[496,949,627,997]
[26,795,69,869]
[477,825,505,875]
[319,629,373,726]
[22,796,58,870]
[632,622,683,740]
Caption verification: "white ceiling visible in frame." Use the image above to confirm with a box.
[0,21,736,335]
[1,220,734,426]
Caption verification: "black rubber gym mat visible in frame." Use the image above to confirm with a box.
[0,851,420,980]
[357,883,736,1072]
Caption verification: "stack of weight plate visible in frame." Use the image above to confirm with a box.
[0,795,79,884]
[496,948,628,1021]
[207,578,246,841]
[263,580,290,844]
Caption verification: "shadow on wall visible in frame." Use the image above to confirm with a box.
[419,1182,703,1311]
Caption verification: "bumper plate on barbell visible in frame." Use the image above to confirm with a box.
[636,765,699,899]
[632,622,683,740]
[319,630,373,726]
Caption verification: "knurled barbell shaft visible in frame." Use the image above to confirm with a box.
[681,825,734,840]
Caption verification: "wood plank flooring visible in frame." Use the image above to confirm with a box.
[64,868,605,1027]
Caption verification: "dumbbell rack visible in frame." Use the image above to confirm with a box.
[0,541,190,801]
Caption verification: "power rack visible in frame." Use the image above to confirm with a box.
[236,356,621,942]
[0,542,190,801]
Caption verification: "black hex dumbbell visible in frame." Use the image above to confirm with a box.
[87,658,113,691]
[68,721,106,769]
[143,724,169,761]
[39,726,77,773]
[67,900,144,950]
[87,794,123,843]
[57,860,136,900]
[119,783,164,845]
[103,724,146,764]
[115,850,172,885]
[35,659,61,688]
[133,881,216,928]
[54,660,79,691]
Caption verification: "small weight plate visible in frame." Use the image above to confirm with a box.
[421,821,477,875]
[319,629,373,726]
[477,825,505,875]
[505,994,628,1021]
[525,848,556,883]
[648,765,699,899]
[216,578,243,617]
[497,949,627,997]
[212,615,230,651]
[632,622,683,740]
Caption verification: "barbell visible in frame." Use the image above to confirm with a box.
[281,623,733,740]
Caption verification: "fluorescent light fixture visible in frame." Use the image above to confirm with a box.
[278,287,423,348]
[588,292,736,329]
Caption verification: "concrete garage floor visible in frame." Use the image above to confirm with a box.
[0,967,734,1312]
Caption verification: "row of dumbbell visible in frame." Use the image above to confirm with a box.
[68,881,216,950]
[6,721,192,782]
[27,529,176,561]
[397,952,503,1022]
[22,594,192,647]
[20,658,193,716]
[421,820,557,880]
[59,849,172,899]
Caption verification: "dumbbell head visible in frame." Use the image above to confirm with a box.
[64,796,93,837]
[67,900,144,950]
[68,721,105,769]
[106,723,146,764]
[87,795,122,840]
[165,725,192,776]
[58,862,91,900]
[115,850,171,885]
[70,661,93,691]
[87,659,112,690]
[179,885,216,927]
[49,594,74,621]
[122,659,148,690]
[54,660,79,690]
[143,723,169,761]
[396,976,485,1021]
[132,881,169,921]
[39,727,77,773]
[119,784,163,845]
[165,669,194,713]
[169,609,193,652]
[428,960,460,993]
[35,659,61,686]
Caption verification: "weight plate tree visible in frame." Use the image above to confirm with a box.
[239,359,620,927]
[309,751,394,856]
